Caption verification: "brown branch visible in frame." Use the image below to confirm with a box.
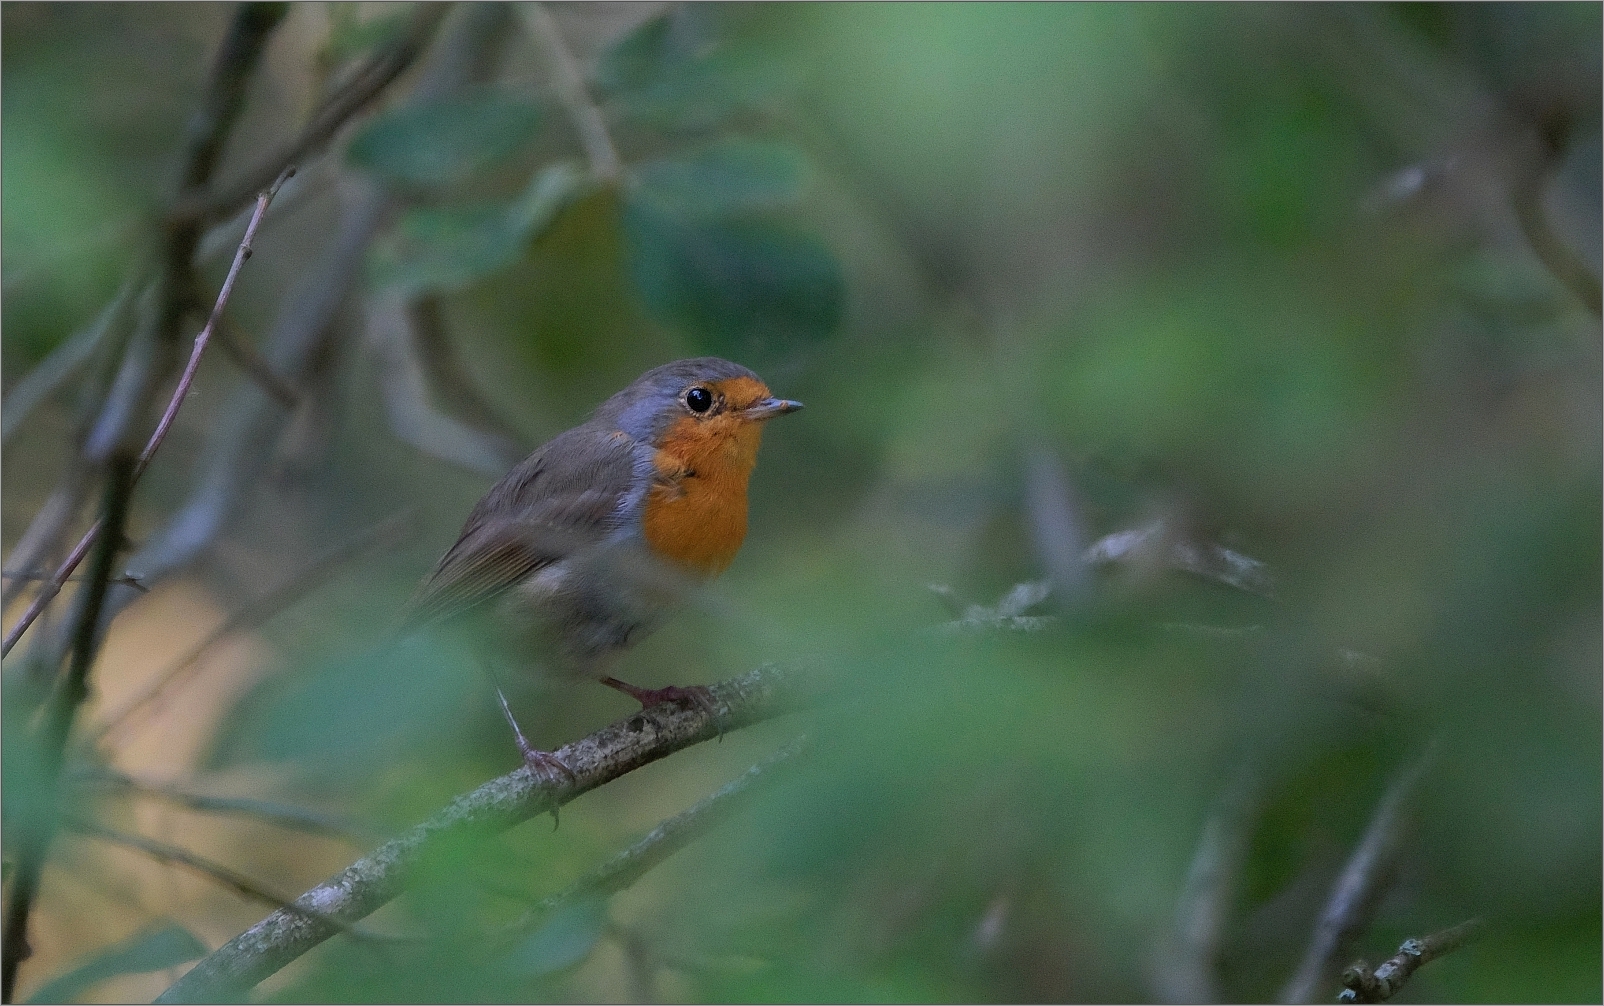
[1339,917,1485,1003]
[1279,746,1437,1004]
[154,664,801,1003]
[1,169,293,659]
[166,3,452,225]
[520,3,622,182]
[212,315,301,408]
[2,456,136,1003]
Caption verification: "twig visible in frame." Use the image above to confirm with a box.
[510,737,808,932]
[520,2,622,182]
[1153,764,1260,1004]
[365,290,526,478]
[65,819,379,943]
[0,469,94,611]
[212,315,301,407]
[1511,158,1602,317]
[1279,746,1437,1004]
[2,456,135,1003]
[1,276,141,445]
[92,510,417,745]
[154,664,801,1003]
[1,169,292,659]
[167,3,452,225]
[1339,917,1485,1003]
[72,770,371,844]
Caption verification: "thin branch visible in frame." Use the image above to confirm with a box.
[65,820,379,943]
[365,290,526,478]
[510,737,808,932]
[1153,764,1261,1004]
[92,510,417,745]
[2,456,136,1003]
[1279,746,1437,1004]
[1511,159,1602,317]
[520,2,622,182]
[1,276,142,445]
[73,770,371,844]
[212,315,301,408]
[154,664,802,1003]
[1,169,293,659]
[1339,917,1485,1004]
[167,3,452,225]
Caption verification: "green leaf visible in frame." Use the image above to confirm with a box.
[369,162,589,294]
[509,899,607,976]
[593,9,780,130]
[633,139,808,218]
[325,7,415,63]
[623,198,843,348]
[348,90,543,187]
[26,923,206,1004]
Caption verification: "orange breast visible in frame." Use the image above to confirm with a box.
[641,400,767,577]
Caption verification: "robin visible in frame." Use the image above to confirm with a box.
[406,357,801,778]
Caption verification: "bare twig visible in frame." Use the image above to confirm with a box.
[1339,917,1485,1003]
[2,169,293,659]
[1280,746,1438,1004]
[519,2,622,182]
[93,510,417,745]
[365,290,526,478]
[65,819,378,942]
[510,737,807,932]
[2,456,136,1003]
[1153,764,1261,1004]
[154,664,802,1003]
[167,3,452,225]
[1,277,142,445]
[212,315,301,407]
[73,770,371,844]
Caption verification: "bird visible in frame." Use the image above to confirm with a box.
[405,357,801,779]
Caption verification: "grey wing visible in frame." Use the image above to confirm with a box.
[402,425,639,629]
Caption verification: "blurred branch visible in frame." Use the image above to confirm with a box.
[167,3,452,225]
[508,737,808,933]
[2,456,135,1004]
[520,2,622,182]
[1280,746,1438,1004]
[1083,521,1275,597]
[1339,917,1485,1004]
[1510,158,1602,317]
[410,296,529,445]
[73,771,370,843]
[1,475,92,612]
[2,169,293,659]
[65,820,377,943]
[93,510,417,746]
[212,315,301,408]
[1023,446,1090,610]
[154,664,802,1003]
[1153,764,1261,1004]
[1,276,142,445]
[365,290,526,478]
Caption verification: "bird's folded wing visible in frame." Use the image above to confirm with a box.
[402,426,639,628]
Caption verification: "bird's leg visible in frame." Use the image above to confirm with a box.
[493,685,576,786]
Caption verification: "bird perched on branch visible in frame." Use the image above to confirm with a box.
[406,357,802,779]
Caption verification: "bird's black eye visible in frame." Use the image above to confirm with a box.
[685,387,713,413]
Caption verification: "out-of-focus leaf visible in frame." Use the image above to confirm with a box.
[325,7,414,63]
[370,162,588,293]
[633,139,808,218]
[593,8,782,129]
[622,198,843,348]
[508,899,607,976]
[25,923,206,1004]
[348,90,543,187]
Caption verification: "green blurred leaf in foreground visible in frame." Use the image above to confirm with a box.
[347,89,543,188]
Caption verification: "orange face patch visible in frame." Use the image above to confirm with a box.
[640,377,773,576]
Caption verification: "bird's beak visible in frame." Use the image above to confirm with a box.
[743,397,803,421]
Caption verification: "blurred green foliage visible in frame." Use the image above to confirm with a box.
[2,3,1599,1004]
